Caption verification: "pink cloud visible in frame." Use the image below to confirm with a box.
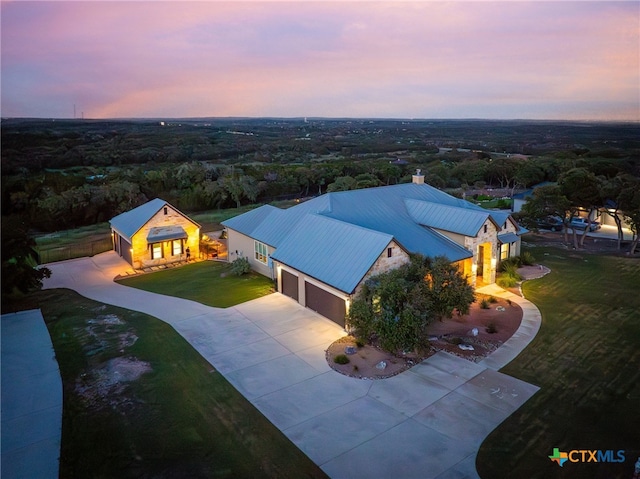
[1,1,638,120]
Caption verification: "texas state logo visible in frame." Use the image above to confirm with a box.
[549,447,625,467]
[549,448,569,467]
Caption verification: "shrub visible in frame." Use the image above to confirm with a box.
[486,322,498,334]
[480,298,490,309]
[520,251,536,266]
[488,296,498,303]
[448,337,463,345]
[334,354,350,365]
[497,274,519,288]
[501,263,522,279]
[355,339,365,348]
[500,257,521,272]
[230,256,251,276]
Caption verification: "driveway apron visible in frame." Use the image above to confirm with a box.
[43,252,541,479]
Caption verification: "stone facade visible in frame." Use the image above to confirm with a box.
[130,205,200,269]
[464,219,499,286]
[353,241,410,297]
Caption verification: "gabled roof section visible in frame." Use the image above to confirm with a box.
[109,198,199,240]
[404,199,497,237]
[271,215,394,294]
[303,184,473,262]
[222,204,307,247]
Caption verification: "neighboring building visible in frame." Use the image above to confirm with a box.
[512,182,555,213]
[110,198,200,269]
[222,172,524,326]
[513,182,630,230]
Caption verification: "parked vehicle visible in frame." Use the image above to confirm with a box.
[569,217,601,231]
[536,216,564,231]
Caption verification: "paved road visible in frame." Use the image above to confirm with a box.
[42,252,542,479]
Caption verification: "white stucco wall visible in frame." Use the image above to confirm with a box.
[226,229,275,279]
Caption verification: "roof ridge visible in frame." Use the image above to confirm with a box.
[310,212,394,239]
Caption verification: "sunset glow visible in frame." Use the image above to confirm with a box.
[2,1,638,120]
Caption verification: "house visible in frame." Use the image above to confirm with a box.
[110,198,200,269]
[513,182,630,230]
[512,181,555,213]
[222,172,524,326]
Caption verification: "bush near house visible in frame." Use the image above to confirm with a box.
[230,256,251,276]
[347,254,475,353]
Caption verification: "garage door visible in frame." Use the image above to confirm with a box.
[120,236,132,265]
[305,282,346,327]
[281,270,299,301]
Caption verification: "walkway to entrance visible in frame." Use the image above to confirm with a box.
[42,251,542,479]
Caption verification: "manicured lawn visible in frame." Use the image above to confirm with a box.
[477,241,640,478]
[29,288,327,478]
[117,261,274,308]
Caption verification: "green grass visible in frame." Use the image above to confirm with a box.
[34,223,112,263]
[117,261,274,308]
[27,288,326,478]
[477,241,640,479]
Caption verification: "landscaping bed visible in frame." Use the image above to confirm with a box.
[327,293,523,378]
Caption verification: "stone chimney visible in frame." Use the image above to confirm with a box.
[412,168,424,185]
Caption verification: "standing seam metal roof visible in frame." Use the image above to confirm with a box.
[404,199,491,237]
[223,182,531,292]
[270,214,394,294]
[109,198,200,240]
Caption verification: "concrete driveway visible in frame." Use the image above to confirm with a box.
[43,252,541,479]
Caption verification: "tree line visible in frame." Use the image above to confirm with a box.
[3,149,639,233]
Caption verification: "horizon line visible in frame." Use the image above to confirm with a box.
[3,116,639,124]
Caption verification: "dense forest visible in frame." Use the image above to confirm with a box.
[2,118,639,232]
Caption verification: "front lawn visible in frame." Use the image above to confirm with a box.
[30,288,326,478]
[117,261,274,308]
[477,242,640,478]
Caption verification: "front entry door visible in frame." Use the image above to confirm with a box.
[477,245,484,277]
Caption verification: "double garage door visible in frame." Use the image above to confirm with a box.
[280,270,346,327]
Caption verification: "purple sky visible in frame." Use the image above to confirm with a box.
[2,1,638,120]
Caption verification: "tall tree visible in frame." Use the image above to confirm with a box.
[520,185,571,240]
[2,216,51,301]
[558,168,602,248]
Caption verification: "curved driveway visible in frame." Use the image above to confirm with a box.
[44,252,541,479]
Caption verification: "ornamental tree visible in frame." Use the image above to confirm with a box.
[347,254,474,353]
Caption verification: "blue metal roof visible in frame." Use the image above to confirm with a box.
[147,226,188,242]
[404,199,490,237]
[271,215,394,293]
[223,183,530,293]
[303,184,473,262]
[110,198,199,240]
[498,232,520,244]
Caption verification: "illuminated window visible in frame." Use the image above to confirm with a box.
[152,243,163,259]
[500,243,509,260]
[254,241,268,264]
[172,240,183,256]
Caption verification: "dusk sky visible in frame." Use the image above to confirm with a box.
[1,1,638,121]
